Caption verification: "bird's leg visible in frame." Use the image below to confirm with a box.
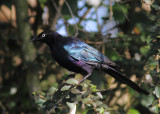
[84,61,102,70]
[79,73,91,84]
[101,64,109,70]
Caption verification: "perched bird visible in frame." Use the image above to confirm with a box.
[31,30,149,95]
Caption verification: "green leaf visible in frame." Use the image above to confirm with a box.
[140,46,150,55]
[95,101,103,106]
[52,83,58,88]
[75,95,82,102]
[99,107,104,114]
[96,92,103,99]
[151,4,160,11]
[47,87,57,95]
[149,61,158,66]
[152,99,159,107]
[147,36,152,44]
[155,86,160,98]
[127,108,140,114]
[61,85,71,91]
[40,80,49,90]
[35,99,46,107]
[32,92,36,95]
[83,90,92,98]
[39,91,45,96]
[66,78,78,85]
[141,94,154,107]
[91,85,98,92]
[71,88,80,94]
[75,74,83,81]
[39,0,47,9]
[93,96,101,101]
[149,105,159,113]
[82,98,92,104]
[83,79,92,85]
[156,35,160,38]
[112,4,129,24]
[66,102,76,109]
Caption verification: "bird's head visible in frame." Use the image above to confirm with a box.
[30,30,62,44]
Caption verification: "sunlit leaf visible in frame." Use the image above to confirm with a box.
[156,36,160,38]
[66,78,78,85]
[83,79,92,85]
[99,107,104,114]
[75,74,83,81]
[66,102,76,109]
[32,92,36,95]
[155,86,160,98]
[47,87,57,95]
[141,94,155,107]
[96,92,103,99]
[75,95,82,102]
[82,90,92,98]
[71,88,80,94]
[82,98,92,104]
[35,99,46,107]
[95,101,103,106]
[127,108,140,114]
[93,96,101,101]
[91,85,98,92]
[61,85,71,91]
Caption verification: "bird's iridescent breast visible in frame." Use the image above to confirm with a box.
[49,41,92,74]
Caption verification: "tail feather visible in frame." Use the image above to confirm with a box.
[102,65,149,95]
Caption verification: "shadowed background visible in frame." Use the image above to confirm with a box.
[0,0,159,113]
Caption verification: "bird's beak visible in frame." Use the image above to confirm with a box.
[30,37,39,42]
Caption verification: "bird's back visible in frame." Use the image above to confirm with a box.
[62,36,116,67]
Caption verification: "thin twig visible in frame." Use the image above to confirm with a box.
[109,0,113,21]
[86,41,105,45]
[94,88,112,94]
[95,7,101,32]
[64,0,79,37]
[51,0,65,29]
[51,0,70,34]
[0,101,6,113]
[78,7,92,24]
[156,54,159,73]
[118,0,132,4]
[114,0,129,21]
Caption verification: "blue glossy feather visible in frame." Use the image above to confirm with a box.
[63,37,116,66]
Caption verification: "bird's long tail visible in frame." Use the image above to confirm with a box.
[101,64,150,95]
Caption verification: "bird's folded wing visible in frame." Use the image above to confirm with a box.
[64,42,116,66]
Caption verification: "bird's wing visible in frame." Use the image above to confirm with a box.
[64,39,116,66]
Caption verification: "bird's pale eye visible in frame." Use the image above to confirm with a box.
[42,34,45,37]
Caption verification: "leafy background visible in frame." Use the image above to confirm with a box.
[0,0,159,113]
